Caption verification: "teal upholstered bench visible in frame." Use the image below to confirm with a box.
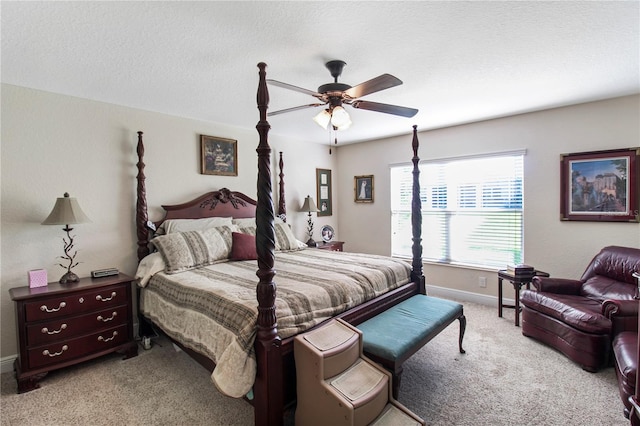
[357,294,466,398]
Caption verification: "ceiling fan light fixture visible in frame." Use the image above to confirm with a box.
[330,106,351,130]
[313,109,331,129]
[336,117,352,131]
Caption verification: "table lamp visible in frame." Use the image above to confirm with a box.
[42,192,91,283]
[301,195,319,247]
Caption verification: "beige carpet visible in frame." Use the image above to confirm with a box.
[1,300,627,425]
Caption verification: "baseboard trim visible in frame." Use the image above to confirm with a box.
[425,284,513,307]
[1,355,16,374]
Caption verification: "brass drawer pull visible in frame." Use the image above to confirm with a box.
[43,345,68,357]
[40,301,66,313]
[97,312,117,322]
[41,324,67,334]
[98,331,118,343]
[96,292,117,302]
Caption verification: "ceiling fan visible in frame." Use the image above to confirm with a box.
[267,60,418,131]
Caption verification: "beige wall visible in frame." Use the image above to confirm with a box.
[1,85,639,363]
[0,84,338,359]
[335,95,640,302]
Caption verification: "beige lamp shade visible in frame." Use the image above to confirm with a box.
[42,193,91,225]
[313,109,331,129]
[301,196,319,213]
[330,106,352,130]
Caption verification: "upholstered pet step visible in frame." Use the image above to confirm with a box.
[302,319,361,379]
[294,318,425,426]
[371,403,425,426]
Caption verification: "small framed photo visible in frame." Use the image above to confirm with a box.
[560,148,639,222]
[354,175,374,203]
[201,135,238,176]
[321,225,335,242]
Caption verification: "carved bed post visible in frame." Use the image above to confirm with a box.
[278,151,286,221]
[136,131,150,262]
[253,62,283,426]
[410,125,426,294]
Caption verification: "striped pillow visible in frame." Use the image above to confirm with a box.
[151,225,234,274]
[235,221,302,252]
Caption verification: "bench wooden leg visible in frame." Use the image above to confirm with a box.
[458,314,466,354]
[392,365,403,399]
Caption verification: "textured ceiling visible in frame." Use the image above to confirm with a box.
[2,1,638,146]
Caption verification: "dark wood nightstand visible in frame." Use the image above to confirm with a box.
[9,274,138,393]
[315,241,344,252]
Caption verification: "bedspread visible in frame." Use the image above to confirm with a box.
[138,248,412,397]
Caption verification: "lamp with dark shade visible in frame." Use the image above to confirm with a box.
[42,192,91,284]
[301,195,319,247]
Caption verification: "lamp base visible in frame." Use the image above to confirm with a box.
[306,238,317,248]
[59,271,79,284]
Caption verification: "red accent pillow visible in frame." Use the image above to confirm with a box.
[230,232,258,260]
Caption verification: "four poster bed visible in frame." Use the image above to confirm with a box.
[134,62,425,426]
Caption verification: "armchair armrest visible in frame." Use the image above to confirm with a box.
[602,299,639,318]
[531,277,582,294]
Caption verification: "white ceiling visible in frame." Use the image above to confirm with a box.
[2,1,638,146]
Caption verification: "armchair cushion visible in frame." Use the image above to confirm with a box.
[520,292,610,334]
[582,275,637,302]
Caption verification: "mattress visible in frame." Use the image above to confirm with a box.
[137,248,412,397]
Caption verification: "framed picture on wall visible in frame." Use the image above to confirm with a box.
[354,175,374,203]
[316,168,332,216]
[200,135,238,176]
[560,147,639,222]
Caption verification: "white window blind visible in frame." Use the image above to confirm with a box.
[391,153,524,269]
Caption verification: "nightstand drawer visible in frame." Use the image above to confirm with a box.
[27,304,128,346]
[27,324,128,369]
[24,283,127,322]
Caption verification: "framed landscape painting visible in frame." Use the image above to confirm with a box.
[560,148,639,222]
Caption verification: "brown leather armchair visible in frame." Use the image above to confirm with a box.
[520,246,640,372]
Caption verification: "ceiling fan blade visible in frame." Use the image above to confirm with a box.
[343,74,402,99]
[267,79,323,98]
[268,103,325,116]
[350,100,418,118]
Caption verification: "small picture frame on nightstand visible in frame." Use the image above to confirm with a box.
[28,269,48,288]
[321,225,334,242]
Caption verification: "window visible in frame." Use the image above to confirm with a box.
[391,152,524,269]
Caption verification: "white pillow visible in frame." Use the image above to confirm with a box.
[135,252,166,287]
[158,217,233,235]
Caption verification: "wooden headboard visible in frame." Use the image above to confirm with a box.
[157,189,257,223]
[135,131,286,262]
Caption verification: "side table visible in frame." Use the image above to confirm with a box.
[498,269,549,326]
[315,241,344,252]
[9,274,138,392]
